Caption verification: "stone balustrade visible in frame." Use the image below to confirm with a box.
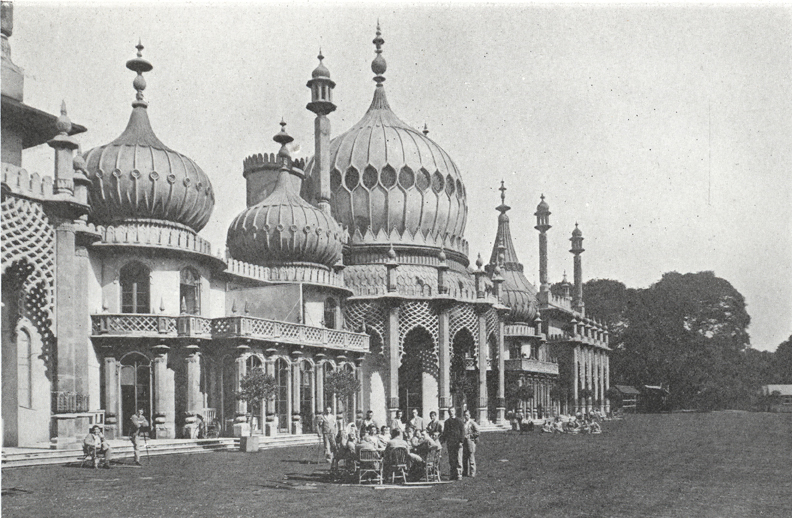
[96,221,215,257]
[224,256,346,289]
[504,358,560,375]
[3,163,55,199]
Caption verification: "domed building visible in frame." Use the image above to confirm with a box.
[2,8,609,451]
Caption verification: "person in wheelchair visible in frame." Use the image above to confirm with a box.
[83,425,112,468]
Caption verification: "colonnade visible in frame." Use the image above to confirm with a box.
[571,345,610,414]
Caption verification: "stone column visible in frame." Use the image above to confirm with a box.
[291,358,302,434]
[183,345,202,438]
[496,318,506,424]
[477,310,488,424]
[54,222,77,396]
[232,348,249,437]
[316,360,325,414]
[103,356,120,439]
[587,348,594,413]
[437,305,451,419]
[386,301,400,420]
[265,359,277,436]
[605,354,611,414]
[151,345,174,439]
[573,346,579,414]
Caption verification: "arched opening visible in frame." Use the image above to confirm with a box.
[120,352,151,436]
[180,267,201,315]
[120,263,150,314]
[299,361,314,433]
[324,298,337,329]
[399,327,438,419]
[274,358,290,433]
[246,355,263,432]
[451,328,477,413]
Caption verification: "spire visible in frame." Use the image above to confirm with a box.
[489,181,521,268]
[126,39,153,108]
[372,20,386,85]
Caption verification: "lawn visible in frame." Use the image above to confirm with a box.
[3,412,791,518]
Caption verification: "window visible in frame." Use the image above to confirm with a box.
[18,329,32,408]
[120,263,150,314]
[324,298,337,329]
[180,267,201,315]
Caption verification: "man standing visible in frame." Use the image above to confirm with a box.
[129,409,149,467]
[441,407,464,480]
[316,406,338,464]
[426,411,443,437]
[358,410,378,440]
[390,409,406,434]
[83,425,112,468]
[409,408,425,431]
[462,409,480,477]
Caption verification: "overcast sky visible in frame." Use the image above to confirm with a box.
[14,2,791,352]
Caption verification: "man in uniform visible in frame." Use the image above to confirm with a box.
[83,425,112,468]
[462,409,480,477]
[316,406,338,464]
[129,408,149,466]
[441,407,464,480]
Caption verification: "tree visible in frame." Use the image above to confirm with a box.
[236,369,279,437]
[324,370,360,422]
[773,335,792,383]
[506,380,534,413]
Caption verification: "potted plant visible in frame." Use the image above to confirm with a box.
[323,370,360,425]
[236,368,279,452]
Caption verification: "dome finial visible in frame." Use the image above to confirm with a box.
[499,180,506,204]
[372,21,387,85]
[273,119,294,160]
[126,39,153,107]
[56,100,72,135]
[497,180,510,215]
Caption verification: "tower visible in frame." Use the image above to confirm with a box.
[570,223,585,313]
[534,194,551,293]
[306,50,336,214]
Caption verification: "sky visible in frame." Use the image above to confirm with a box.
[13,1,792,352]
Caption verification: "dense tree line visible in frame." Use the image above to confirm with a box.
[578,272,789,410]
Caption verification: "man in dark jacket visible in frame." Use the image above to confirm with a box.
[129,409,149,466]
[441,407,464,480]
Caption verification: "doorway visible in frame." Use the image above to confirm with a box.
[120,353,151,436]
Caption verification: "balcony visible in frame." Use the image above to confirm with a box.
[504,324,540,338]
[212,316,369,353]
[505,358,559,375]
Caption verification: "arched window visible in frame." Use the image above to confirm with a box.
[180,267,201,315]
[324,298,337,329]
[121,263,150,314]
[17,328,32,408]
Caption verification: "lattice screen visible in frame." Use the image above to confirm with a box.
[449,302,479,354]
[486,307,499,339]
[343,300,386,349]
[398,301,439,372]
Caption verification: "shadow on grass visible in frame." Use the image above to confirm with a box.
[2,488,32,496]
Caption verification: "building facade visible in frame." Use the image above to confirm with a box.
[2,7,609,448]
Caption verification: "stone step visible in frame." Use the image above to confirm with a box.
[2,435,321,469]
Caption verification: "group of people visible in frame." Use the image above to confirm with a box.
[82,409,149,468]
[316,406,480,482]
[540,414,602,434]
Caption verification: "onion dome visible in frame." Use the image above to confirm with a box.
[572,222,583,237]
[227,122,344,268]
[303,23,468,260]
[536,193,550,213]
[83,42,214,232]
[312,50,331,79]
[488,181,537,323]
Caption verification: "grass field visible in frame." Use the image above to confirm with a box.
[3,412,791,518]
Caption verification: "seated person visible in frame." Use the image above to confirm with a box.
[384,429,423,471]
[580,419,591,434]
[565,417,580,434]
[376,425,391,450]
[552,416,565,433]
[590,420,602,434]
[415,430,441,460]
[541,419,554,433]
[83,425,112,468]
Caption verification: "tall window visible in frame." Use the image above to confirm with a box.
[180,267,201,315]
[18,329,32,408]
[324,298,337,329]
[120,263,150,314]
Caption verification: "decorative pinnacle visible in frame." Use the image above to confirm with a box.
[476,253,484,270]
[126,39,153,105]
[371,21,387,85]
[499,180,506,204]
[423,123,429,136]
[273,118,294,145]
[56,100,72,135]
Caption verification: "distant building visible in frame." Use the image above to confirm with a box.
[2,5,610,448]
[761,385,792,413]
[612,385,640,413]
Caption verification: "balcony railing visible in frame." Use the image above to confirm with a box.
[52,392,90,413]
[91,314,369,354]
[505,358,559,375]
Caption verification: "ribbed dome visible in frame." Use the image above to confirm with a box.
[227,133,344,267]
[83,45,214,232]
[303,87,468,254]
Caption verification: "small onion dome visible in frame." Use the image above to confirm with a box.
[227,123,344,268]
[83,43,214,231]
[312,50,331,79]
[572,222,583,237]
[536,193,550,213]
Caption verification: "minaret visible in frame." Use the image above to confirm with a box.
[306,49,336,214]
[534,194,551,293]
[570,223,585,313]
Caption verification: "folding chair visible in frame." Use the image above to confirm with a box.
[80,445,98,468]
[387,447,409,484]
[358,449,383,485]
[423,448,442,482]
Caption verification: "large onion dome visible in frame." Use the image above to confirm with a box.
[303,24,468,260]
[489,182,538,323]
[83,43,214,232]
[227,122,344,268]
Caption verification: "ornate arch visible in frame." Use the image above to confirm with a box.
[398,301,438,356]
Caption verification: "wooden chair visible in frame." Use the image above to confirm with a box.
[358,449,383,484]
[387,447,409,484]
[80,445,98,468]
[423,448,442,482]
